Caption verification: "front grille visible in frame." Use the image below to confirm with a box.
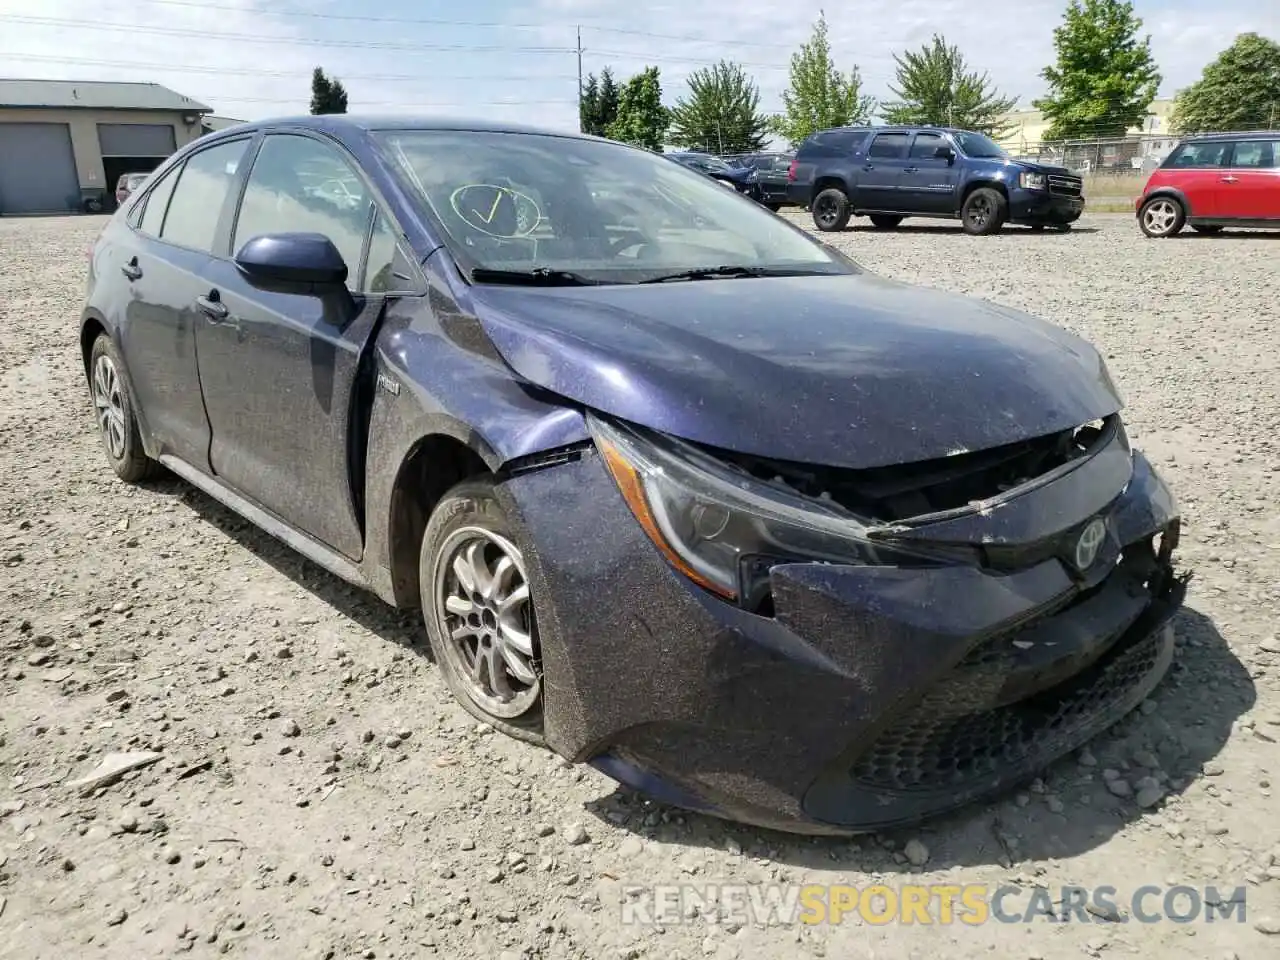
[1049,175,1083,197]
[846,581,1175,793]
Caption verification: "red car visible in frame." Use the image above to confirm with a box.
[1137,132,1280,237]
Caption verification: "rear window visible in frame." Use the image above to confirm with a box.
[1164,141,1229,168]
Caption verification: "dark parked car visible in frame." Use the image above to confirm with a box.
[724,152,795,210]
[666,151,757,194]
[787,126,1086,234]
[114,172,149,207]
[1136,131,1280,237]
[83,116,1183,834]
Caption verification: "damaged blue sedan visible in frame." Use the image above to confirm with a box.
[81,116,1185,834]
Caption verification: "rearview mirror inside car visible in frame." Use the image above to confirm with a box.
[234,232,348,289]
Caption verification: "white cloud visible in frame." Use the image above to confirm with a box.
[1,0,1276,132]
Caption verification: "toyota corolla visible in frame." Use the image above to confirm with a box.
[81,116,1185,834]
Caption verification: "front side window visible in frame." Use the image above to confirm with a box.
[952,132,1007,158]
[364,210,417,294]
[160,138,249,253]
[232,134,371,287]
[869,133,909,158]
[1229,140,1278,169]
[909,133,945,159]
[1165,141,1229,168]
[376,130,851,284]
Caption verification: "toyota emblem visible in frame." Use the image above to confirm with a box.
[1074,518,1108,571]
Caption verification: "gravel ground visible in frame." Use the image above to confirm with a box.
[1,212,1279,960]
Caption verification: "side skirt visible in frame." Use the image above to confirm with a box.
[158,454,371,592]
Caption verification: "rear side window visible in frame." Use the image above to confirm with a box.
[138,164,180,236]
[1165,141,1229,169]
[909,133,945,159]
[805,131,860,156]
[161,138,250,253]
[869,133,909,158]
[1229,140,1278,169]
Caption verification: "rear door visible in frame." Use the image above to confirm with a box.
[113,136,253,471]
[1219,139,1280,220]
[1161,139,1231,217]
[856,132,911,210]
[898,131,959,213]
[196,131,418,559]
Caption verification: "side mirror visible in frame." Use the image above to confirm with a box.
[934,145,956,162]
[234,232,348,288]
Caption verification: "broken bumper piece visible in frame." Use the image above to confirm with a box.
[500,445,1184,835]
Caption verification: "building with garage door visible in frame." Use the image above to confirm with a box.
[0,79,210,215]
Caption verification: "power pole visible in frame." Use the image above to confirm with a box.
[576,26,583,133]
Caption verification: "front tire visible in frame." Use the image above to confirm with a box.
[1139,196,1185,238]
[420,478,545,744]
[961,187,1007,235]
[869,214,903,229]
[88,335,158,483]
[811,188,852,232]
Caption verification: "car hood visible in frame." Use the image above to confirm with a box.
[1013,160,1075,177]
[467,272,1122,469]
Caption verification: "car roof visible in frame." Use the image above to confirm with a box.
[197,114,605,150]
[1181,130,1280,141]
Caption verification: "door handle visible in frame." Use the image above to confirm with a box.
[121,257,142,281]
[863,163,875,170]
[196,292,229,321]
[1220,176,1239,183]
[903,166,919,173]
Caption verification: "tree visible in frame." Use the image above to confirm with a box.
[769,14,875,149]
[1171,33,1280,134]
[1034,0,1161,141]
[666,60,769,153]
[880,34,1016,137]
[578,67,621,137]
[606,67,668,150]
[310,67,348,115]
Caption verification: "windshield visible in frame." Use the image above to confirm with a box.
[953,132,1007,159]
[375,130,850,284]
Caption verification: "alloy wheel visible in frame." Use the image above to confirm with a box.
[967,195,992,229]
[1142,199,1179,237]
[814,197,838,228]
[92,355,127,459]
[433,526,539,719]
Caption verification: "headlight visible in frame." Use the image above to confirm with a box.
[1019,171,1047,190]
[588,415,945,605]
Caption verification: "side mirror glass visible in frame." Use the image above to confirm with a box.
[934,145,956,161]
[234,232,348,289]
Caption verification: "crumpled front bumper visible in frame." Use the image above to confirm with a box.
[496,436,1182,835]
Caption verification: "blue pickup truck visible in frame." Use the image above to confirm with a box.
[786,126,1085,235]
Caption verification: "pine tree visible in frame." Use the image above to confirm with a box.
[310,67,349,115]
[880,35,1016,137]
[666,60,769,153]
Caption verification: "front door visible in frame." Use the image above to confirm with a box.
[1219,139,1280,220]
[898,132,960,214]
[194,132,385,560]
[856,132,911,211]
[1162,139,1231,218]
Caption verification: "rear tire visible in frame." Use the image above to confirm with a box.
[88,335,159,483]
[1138,196,1185,238]
[960,187,1007,235]
[869,214,903,229]
[764,202,782,212]
[419,478,545,745]
[811,188,852,232]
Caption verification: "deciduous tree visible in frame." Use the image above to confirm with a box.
[769,14,874,149]
[1171,33,1280,134]
[606,67,668,150]
[1034,0,1160,141]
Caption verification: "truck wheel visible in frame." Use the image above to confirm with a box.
[961,188,1007,235]
[811,188,851,232]
[420,478,545,745]
[1138,197,1185,238]
[869,215,903,229]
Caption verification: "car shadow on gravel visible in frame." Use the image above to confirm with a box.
[148,475,427,653]
[841,224,1100,235]
[584,605,1255,872]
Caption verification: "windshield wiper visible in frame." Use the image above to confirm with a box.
[638,265,827,284]
[470,267,600,286]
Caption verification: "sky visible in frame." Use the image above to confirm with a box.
[1,0,1277,133]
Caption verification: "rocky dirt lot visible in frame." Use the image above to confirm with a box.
[1,213,1279,960]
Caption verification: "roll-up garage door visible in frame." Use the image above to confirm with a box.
[97,123,177,158]
[0,122,81,214]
